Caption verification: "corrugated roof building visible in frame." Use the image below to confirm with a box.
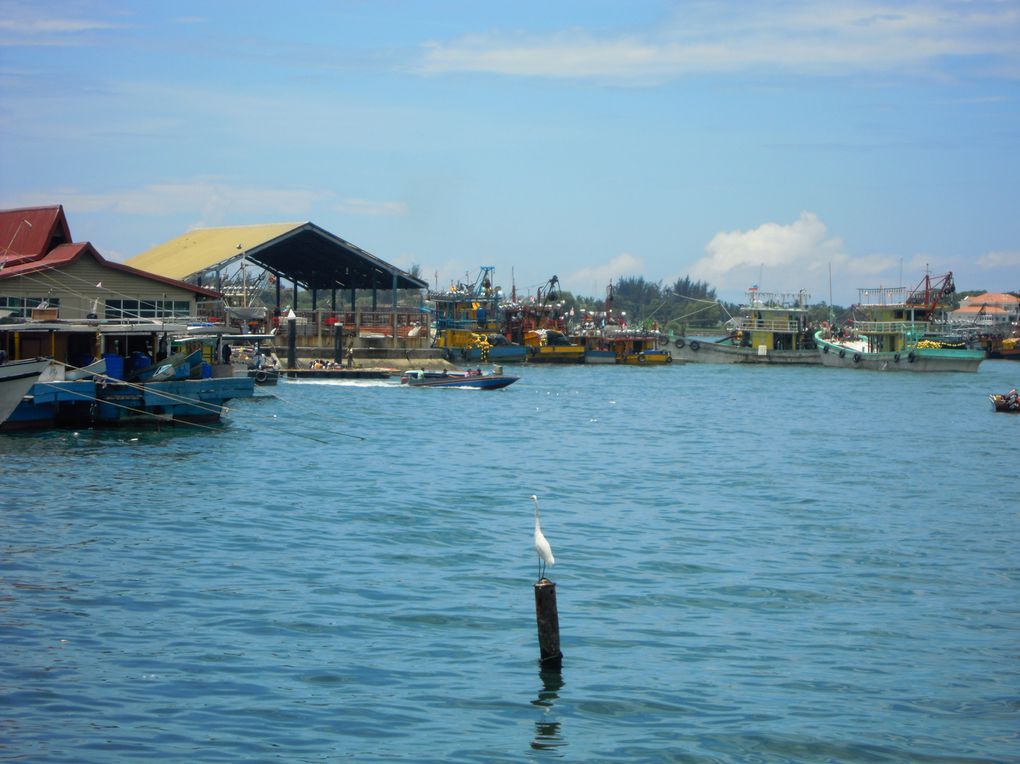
[126,222,427,302]
[1,205,218,321]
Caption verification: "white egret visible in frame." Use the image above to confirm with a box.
[531,495,555,581]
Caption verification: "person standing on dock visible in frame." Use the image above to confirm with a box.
[346,346,354,368]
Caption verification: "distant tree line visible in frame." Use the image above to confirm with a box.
[521,274,862,333]
[266,263,1007,331]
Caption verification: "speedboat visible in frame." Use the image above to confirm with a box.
[400,367,519,389]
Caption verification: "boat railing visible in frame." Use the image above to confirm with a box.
[433,317,501,331]
[745,290,811,308]
[857,287,909,306]
[735,317,804,332]
[855,320,929,336]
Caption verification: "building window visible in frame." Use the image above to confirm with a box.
[0,296,61,318]
[105,299,191,319]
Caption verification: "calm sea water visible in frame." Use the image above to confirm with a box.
[2,361,1018,763]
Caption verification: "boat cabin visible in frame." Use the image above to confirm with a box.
[734,291,814,352]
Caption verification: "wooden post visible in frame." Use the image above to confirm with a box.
[333,324,343,364]
[287,313,297,377]
[391,272,399,350]
[534,579,563,670]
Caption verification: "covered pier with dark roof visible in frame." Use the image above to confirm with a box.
[127,221,427,310]
[126,221,429,349]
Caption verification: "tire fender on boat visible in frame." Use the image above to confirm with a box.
[675,338,685,349]
[690,340,701,351]
[894,353,901,362]
[838,349,846,359]
[639,354,646,363]
[823,345,829,353]
[908,351,916,363]
[254,370,268,383]
[852,353,861,363]
[666,355,673,364]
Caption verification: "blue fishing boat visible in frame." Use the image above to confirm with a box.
[429,267,527,363]
[400,368,519,389]
[4,375,255,430]
[1,318,254,430]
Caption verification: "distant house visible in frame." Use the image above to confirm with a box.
[950,292,1020,328]
[0,205,218,321]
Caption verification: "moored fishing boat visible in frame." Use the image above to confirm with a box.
[504,276,584,363]
[575,330,674,364]
[0,317,254,430]
[981,334,1020,360]
[429,267,527,363]
[523,328,585,363]
[672,288,820,364]
[814,272,984,373]
[570,283,674,364]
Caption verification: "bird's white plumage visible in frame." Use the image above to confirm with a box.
[531,495,554,578]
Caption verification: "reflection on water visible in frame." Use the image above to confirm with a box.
[531,669,566,752]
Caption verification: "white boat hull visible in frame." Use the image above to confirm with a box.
[672,339,820,365]
[815,334,983,372]
[1,358,52,424]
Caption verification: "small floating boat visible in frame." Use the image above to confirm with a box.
[990,390,1020,412]
[400,367,519,389]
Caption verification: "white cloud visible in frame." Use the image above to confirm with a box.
[976,250,1020,268]
[567,252,645,294]
[689,212,848,300]
[417,2,1020,83]
[0,3,128,45]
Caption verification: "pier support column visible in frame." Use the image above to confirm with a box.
[287,311,297,377]
[333,324,344,364]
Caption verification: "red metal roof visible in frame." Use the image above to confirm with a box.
[0,231,219,298]
[0,205,72,266]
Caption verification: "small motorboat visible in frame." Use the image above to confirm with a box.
[989,389,1020,412]
[400,367,519,390]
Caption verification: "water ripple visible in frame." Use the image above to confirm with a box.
[2,363,1018,761]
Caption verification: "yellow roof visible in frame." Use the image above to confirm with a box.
[126,222,304,280]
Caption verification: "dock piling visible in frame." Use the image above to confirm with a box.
[287,312,297,377]
[534,578,563,670]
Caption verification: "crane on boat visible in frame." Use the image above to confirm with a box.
[907,271,956,321]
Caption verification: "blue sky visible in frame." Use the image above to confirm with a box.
[1,0,1018,305]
